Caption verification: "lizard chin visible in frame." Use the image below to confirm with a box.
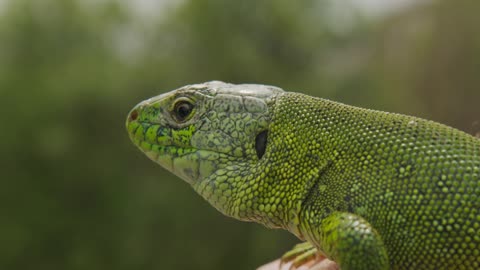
[135,139,232,186]
[126,118,237,186]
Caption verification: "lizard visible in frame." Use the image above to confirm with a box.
[126,81,480,270]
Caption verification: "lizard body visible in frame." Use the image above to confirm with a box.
[126,81,480,270]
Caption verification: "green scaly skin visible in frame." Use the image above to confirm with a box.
[126,81,480,270]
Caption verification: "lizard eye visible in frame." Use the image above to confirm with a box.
[172,98,195,122]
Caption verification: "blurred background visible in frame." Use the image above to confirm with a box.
[1,0,479,269]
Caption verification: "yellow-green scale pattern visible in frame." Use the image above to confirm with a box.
[126,81,480,270]
[268,92,480,269]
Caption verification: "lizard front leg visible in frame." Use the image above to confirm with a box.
[305,212,389,270]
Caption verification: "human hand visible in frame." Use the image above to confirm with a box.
[257,258,338,270]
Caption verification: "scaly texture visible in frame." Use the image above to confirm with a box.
[126,81,480,270]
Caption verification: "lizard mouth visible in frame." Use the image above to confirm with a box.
[127,119,231,185]
[127,120,196,164]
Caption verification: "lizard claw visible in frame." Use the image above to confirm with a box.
[280,242,322,269]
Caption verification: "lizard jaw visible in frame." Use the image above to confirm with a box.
[126,118,228,185]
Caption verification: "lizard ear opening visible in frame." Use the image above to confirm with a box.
[255,130,268,159]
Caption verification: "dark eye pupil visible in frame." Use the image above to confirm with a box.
[175,101,193,121]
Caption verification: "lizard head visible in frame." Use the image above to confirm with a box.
[126,81,284,223]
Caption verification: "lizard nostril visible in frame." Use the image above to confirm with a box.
[129,109,139,121]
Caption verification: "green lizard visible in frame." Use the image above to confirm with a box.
[126,81,480,270]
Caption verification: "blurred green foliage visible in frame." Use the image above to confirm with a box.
[1,0,479,269]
